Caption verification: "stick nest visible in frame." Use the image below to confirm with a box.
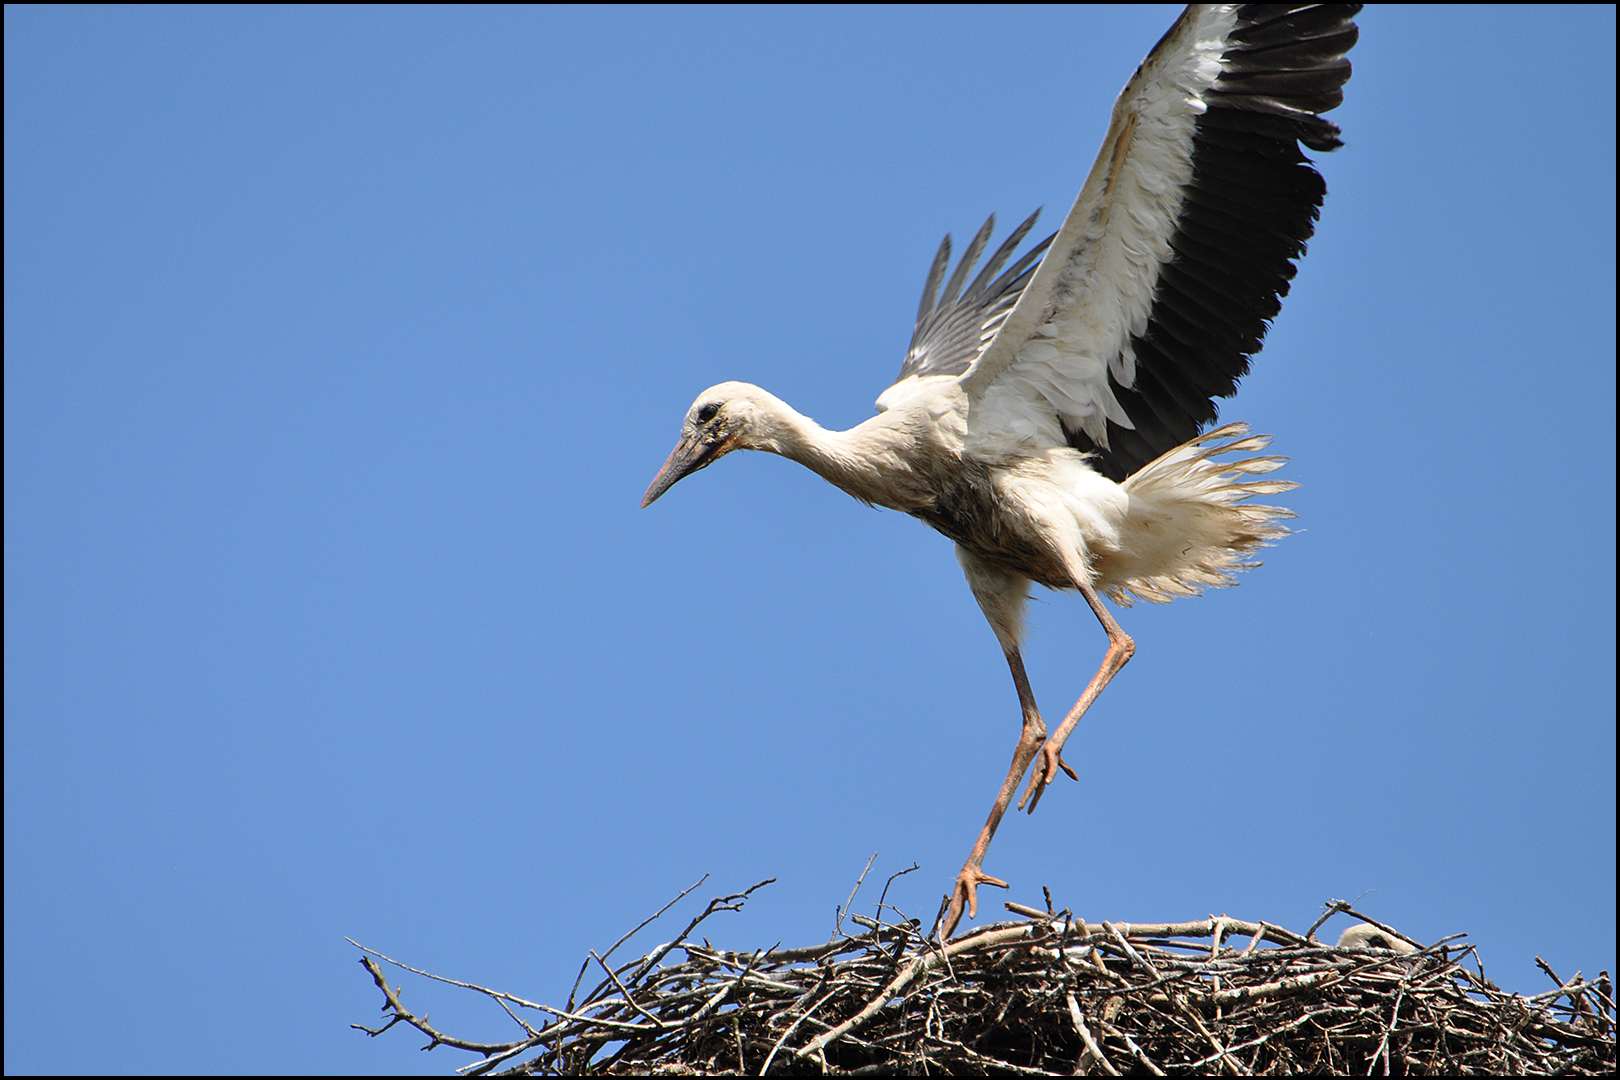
[352,879,1615,1076]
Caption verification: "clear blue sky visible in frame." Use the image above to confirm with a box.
[6,6,1614,1074]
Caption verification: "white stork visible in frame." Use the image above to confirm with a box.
[642,4,1359,940]
[1336,924,1418,953]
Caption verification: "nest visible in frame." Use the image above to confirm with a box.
[352,877,1615,1075]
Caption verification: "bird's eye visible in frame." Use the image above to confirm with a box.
[696,403,720,424]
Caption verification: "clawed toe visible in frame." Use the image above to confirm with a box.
[938,867,1010,940]
[1019,744,1078,814]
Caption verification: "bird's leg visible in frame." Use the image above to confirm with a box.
[940,645,1045,941]
[1018,576,1134,814]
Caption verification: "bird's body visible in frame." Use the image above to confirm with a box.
[643,4,1360,939]
[676,380,1290,606]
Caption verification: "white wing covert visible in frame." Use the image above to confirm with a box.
[957,4,1359,480]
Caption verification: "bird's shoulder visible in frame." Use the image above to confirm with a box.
[875,372,1073,456]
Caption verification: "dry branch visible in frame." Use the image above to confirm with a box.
[351,882,1616,1075]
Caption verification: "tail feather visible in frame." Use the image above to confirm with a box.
[1101,423,1297,607]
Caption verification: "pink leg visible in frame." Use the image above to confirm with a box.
[1018,576,1134,814]
[939,646,1045,941]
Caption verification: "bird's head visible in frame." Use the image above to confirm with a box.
[641,382,773,507]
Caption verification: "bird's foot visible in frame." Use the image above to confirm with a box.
[938,866,1009,941]
[1020,743,1079,814]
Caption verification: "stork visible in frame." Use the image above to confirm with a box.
[642,4,1359,940]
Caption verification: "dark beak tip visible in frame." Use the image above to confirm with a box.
[642,434,712,509]
[641,465,679,508]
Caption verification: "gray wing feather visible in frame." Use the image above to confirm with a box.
[914,235,951,329]
[895,209,1054,384]
[937,216,996,313]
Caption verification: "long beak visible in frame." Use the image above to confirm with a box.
[641,433,722,507]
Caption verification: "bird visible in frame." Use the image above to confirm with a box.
[642,4,1359,941]
[1335,924,1418,953]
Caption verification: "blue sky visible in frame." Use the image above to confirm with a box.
[6,5,1614,1074]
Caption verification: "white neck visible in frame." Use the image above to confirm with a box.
[742,391,936,512]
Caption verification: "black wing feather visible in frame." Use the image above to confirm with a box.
[1067,3,1359,481]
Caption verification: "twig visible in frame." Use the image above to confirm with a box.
[589,950,665,1028]
[350,954,520,1055]
[873,861,919,926]
[568,873,708,1011]
[1307,898,1353,943]
[1068,990,1120,1075]
[835,853,877,938]
[796,923,1043,1059]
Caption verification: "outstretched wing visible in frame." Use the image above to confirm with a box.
[893,209,1054,385]
[961,4,1360,481]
